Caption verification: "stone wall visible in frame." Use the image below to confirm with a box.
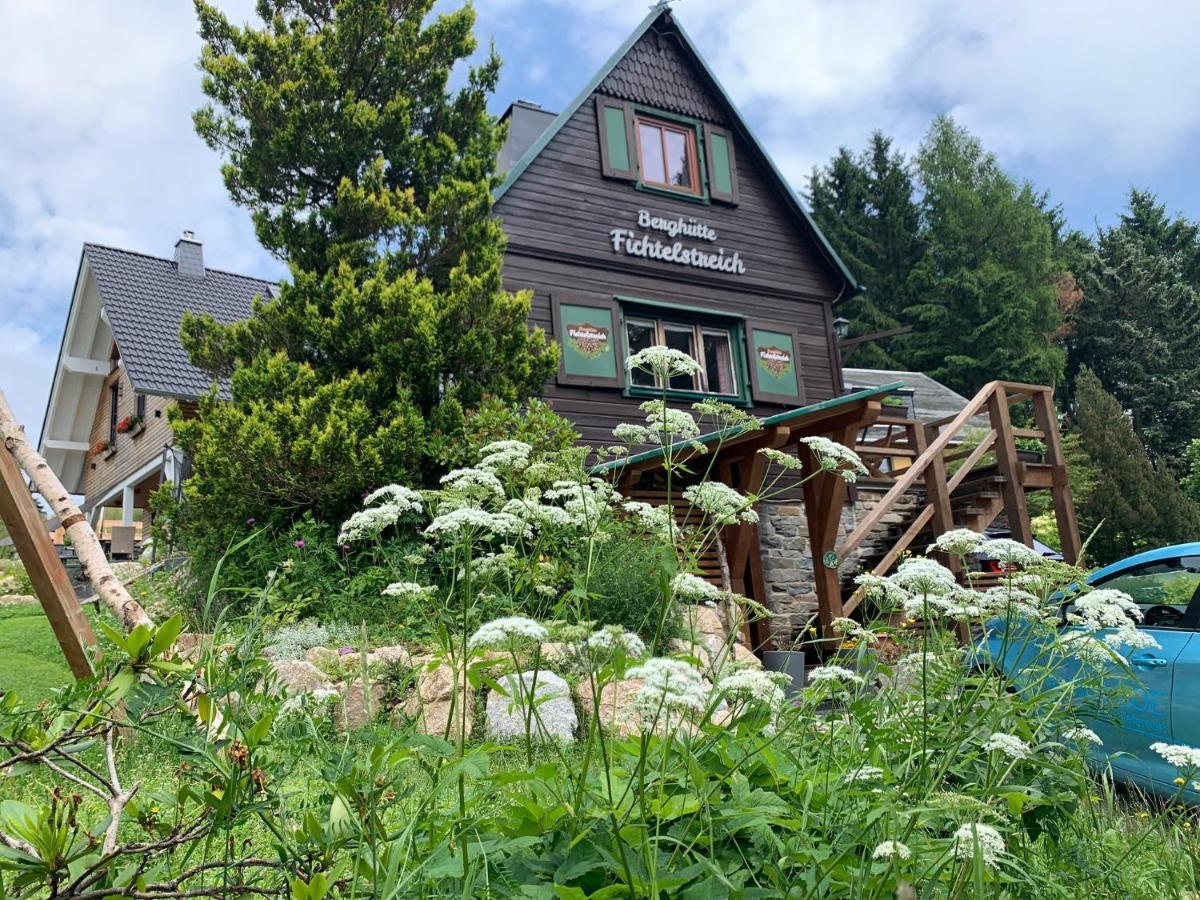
[756,484,926,642]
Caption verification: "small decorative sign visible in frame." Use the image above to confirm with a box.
[609,209,746,275]
[822,550,840,569]
[567,322,610,359]
[757,345,793,378]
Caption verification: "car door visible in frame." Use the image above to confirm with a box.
[1087,556,1200,790]
[1167,595,1200,798]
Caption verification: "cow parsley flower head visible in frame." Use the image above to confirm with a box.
[807,665,865,688]
[854,573,911,608]
[682,481,757,525]
[979,538,1042,568]
[585,625,647,660]
[799,436,868,482]
[1063,726,1102,746]
[716,669,788,716]
[842,765,884,783]
[873,840,911,861]
[692,399,759,430]
[830,617,879,644]
[952,823,1005,866]
[622,500,675,537]
[672,572,720,602]
[467,616,549,651]
[626,657,708,722]
[440,467,506,497]
[612,423,653,445]
[381,581,434,601]
[757,446,803,470]
[476,440,533,472]
[424,508,531,541]
[982,732,1030,760]
[338,504,404,543]
[626,346,702,379]
[1151,742,1200,770]
[929,528,986,557]
[1104,621,1160,651]
[1057,631,1117,665]
[889,557,957,597]
[362,484,424,512]
[639,400,701,442]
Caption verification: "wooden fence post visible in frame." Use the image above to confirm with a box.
[0,443,97,679]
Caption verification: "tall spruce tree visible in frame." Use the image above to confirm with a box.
[903,117,1064,395]
[1066,191,1200,470]
[807,133,922,369]
[1070,368,1200,564]
[173,0,557,558]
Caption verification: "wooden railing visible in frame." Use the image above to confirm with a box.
[836,381,1080,617]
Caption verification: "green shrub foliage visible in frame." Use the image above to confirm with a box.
[173,0,558,585]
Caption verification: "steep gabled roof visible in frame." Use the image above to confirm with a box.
[82,243,276,400]
[494,4,861,295]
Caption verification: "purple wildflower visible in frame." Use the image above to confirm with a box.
[337,646,356,656]
[294,539,305,549]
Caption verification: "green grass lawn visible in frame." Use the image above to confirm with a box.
[0,601,73,700]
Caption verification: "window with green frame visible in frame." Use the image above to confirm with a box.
[621,303,747,402]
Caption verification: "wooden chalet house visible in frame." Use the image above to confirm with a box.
[489,5,1080,647]
[38,235,274,554]
[37,5,1079,647]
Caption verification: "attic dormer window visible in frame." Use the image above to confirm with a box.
[635,115,700,196]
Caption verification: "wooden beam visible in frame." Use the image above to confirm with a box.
[987,389,1032,546]
[0,442,96,679]
[836,382,1001,561]
[61,356,109,377]
[802,423,859,636]
[1032,389,1082,564]
[912,421,958,574]
[42,439,92,453]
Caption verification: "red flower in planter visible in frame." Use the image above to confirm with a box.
[90,439,114,457]
[116,414,143,434]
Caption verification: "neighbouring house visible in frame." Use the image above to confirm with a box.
[36,5,1079,646]
[37,234,275,547]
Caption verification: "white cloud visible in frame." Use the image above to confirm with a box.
[0,322,57,442]
[497,0,1200,195]
[0,0,278,436]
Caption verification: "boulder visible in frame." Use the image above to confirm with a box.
[575,676,645,738]
[337,677,386,731]
[685,604,728,639]
[173,632,213,664]
[367,645,411,669]
[269,659,330,695]
[486,671,577,743]
[305,646,341,669]
[401,662,474,740]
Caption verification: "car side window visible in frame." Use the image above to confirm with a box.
[1094,556,1200,629]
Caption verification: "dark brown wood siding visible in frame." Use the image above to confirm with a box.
[494,32,846,448]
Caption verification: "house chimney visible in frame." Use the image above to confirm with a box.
[174,230,204,278]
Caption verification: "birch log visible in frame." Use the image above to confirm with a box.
[0,389,153,632]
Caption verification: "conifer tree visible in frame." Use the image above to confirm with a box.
[1070,368,1200,564]
[172,0,557,557]
[903,117,1063,396]
[1066,191,1200,469]
[808,133,922,369]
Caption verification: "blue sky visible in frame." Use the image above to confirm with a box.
[2,0,1199,438]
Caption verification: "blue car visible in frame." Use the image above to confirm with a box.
[984,543,1200,799]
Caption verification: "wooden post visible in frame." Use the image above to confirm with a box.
[986,388,1033,546]
[0,443,96,679]
[1032,389,1082,564]
[802,423,859,637]
[911,420,960,576]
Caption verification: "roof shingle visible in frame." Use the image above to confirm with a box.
[598,25,727,124]
[83,243,276,400]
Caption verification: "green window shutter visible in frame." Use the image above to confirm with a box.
[746,322,805,405]
[552,293,625,387]
[596,96,637,181]
[703,124,739,205]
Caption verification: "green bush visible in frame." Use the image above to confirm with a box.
[583,524,679,643]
